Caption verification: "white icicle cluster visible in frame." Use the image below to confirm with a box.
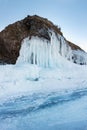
[17,30,87,67]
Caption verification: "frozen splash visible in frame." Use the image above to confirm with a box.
[16,31,87,67]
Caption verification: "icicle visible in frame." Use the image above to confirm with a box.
[16,30,87,67]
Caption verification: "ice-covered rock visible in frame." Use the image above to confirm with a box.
[17,30,87,67]
[0,15,87,65]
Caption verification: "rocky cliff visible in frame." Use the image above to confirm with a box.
[0,15,87,65]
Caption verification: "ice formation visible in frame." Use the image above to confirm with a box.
[17,31,87,67]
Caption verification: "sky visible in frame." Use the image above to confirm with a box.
[0,0,87,51]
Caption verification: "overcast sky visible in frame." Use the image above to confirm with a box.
[0,0,87,51]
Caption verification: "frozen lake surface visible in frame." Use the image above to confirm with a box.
[0,88,87,130]
[0,62,87,130]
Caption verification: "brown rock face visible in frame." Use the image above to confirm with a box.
[0,15,86,64]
